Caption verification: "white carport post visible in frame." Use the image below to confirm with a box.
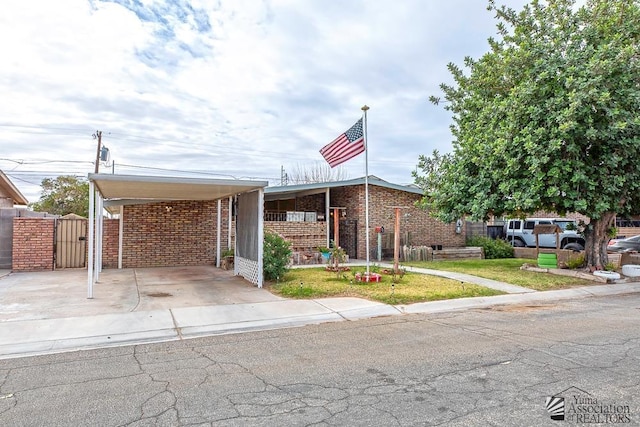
[118,205,123,269]
[216,199,221,268]
[257,187,264,288]
[96,194,103,277]
[228,196,232,250]
[87,181,95,299]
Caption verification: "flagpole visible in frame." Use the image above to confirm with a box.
[362,105,370,276]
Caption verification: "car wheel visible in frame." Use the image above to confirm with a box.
[510,238,525,247]
[563,243,584,251]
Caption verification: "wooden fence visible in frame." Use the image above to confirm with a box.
[398,246,484,262]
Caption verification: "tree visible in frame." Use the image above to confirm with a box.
[415,0,640,269]
[287,162,350,184]
[30,176,89,217]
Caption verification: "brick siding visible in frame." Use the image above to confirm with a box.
[265,221,327,252]
[330,184,465,258]
[102,218,119,268]
[121,200,218,268]
[12,217,55,271]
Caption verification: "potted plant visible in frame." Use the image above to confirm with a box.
[221,248,234,270]
[317,246,331,263]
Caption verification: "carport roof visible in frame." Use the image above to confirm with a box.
[89,174,268,205]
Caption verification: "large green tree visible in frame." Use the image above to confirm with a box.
[30,176,89,217]
[415,0,640,268]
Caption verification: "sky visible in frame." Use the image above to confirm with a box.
[0,0,529,203]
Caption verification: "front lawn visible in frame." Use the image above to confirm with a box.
[267,267,504,305]
[404,258,595,291]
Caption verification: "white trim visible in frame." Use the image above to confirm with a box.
[87,182,95,299]
[216,199,221,268]
[118,205,123,269]
[257,188,264,288]
[97,194,103,276]
[228,196,232,250]
[325,188,330,246]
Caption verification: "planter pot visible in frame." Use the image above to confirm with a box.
[355,272,382,283]
[221,256,234,270]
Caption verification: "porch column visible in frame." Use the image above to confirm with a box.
[257,188,264,288]
[216,199,221,268]
[87,181,95,299]
[325,188,330,247]
[118,205,123,269]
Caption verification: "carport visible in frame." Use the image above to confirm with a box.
[87,174,268,298]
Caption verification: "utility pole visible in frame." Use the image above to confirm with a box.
[93,130,102,173]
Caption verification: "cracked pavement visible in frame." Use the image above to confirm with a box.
[0,293,639,426]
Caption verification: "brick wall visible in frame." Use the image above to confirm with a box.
[295,194,325,213]
[529,210,590,223]
[121,200,223,268]
[90,198,235,269]
[102,218,119,268]
[330,184,465,259]
[265,221,327,252]
[12,217,55,271]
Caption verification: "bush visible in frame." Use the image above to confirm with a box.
[466,236,514,259]
[263,229,292,281]
[565,254,585,269]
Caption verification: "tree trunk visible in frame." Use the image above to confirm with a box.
[583,212,615,269]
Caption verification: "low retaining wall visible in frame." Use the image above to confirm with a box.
[513,248,583,265]
[433,247,484,261]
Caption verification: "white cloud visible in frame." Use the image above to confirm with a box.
[0,0,530,202]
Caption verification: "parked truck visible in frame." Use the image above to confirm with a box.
[504,218,585,250]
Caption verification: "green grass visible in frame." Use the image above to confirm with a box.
[404,258,595,291]
[268,267,504,305]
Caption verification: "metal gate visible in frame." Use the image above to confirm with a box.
[55,217,87,268]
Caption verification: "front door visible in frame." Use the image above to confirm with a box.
[329,219,358,260]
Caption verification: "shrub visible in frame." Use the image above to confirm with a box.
[466,236,514,259]
[263,229,292,281]
[565,254,585,269]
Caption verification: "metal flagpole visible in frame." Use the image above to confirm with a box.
[362,105,370,276]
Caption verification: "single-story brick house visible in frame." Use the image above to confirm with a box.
[264,176,466,261]
[10,175,463,277]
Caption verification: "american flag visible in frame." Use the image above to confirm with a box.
[320,118,365,168]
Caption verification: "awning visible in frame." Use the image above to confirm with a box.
[89,173,268,203]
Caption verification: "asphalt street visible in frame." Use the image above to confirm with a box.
[0,293,638,426]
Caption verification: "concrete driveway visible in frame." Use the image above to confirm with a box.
[0,266,282,322]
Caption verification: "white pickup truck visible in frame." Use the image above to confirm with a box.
[504,218,585,250]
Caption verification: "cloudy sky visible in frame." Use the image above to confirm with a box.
[0,0,528,203]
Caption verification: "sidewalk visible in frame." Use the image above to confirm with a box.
[1,279,639,360]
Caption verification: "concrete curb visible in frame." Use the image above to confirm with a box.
[0,283,639,360]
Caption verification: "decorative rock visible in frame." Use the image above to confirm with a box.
[621,264,640,277]
[593,270,621,280]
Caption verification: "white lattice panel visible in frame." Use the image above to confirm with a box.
[236,256,261,287]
